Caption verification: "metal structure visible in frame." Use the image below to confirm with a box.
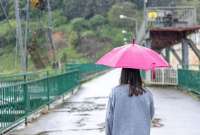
[137,0,200,69]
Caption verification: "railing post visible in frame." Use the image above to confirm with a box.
[23,74,29,126]
[46,71,50,110]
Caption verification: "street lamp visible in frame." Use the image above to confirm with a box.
[123,38,127,42]
[119,14,138,40]
[122,30,127,34]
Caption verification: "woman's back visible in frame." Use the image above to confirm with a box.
[105,85,154,135]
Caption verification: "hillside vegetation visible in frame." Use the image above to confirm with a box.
[0,0,200,73]
[0,0,142,72]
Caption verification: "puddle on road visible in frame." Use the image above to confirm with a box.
[63,101,106,113]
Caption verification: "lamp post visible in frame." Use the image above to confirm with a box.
[144,0,148,32]
[119,14,138,40]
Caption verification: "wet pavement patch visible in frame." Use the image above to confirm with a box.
[75,117,87,127]
[75,113,90,116]
[33,130,63,135]
[85,96,108,100]
[97,122,105,132]
[63,101,106,113]
[68,127,105,131]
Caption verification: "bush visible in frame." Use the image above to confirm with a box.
[51,10,68,27]
[81,30,96,37]
[108,2,138,30]
[89,15,107,29]
[99,25,124,47]
[70,17,88,32]
[68,31,79,47]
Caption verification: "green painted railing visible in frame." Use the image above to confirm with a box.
[66,63,109,81]
[0,69,65,87]
[178,69,200,94]
[0,64,109,133]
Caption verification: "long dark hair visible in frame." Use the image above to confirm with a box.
[120,68,145,97]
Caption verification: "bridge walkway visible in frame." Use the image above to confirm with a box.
[9,69,200,135]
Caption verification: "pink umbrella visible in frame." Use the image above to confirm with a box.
[96,40,169,70]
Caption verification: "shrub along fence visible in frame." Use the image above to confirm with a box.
[0,63,109,134]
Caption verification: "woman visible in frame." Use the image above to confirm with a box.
[105,68,154,135]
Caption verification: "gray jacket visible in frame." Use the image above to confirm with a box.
[105,85,154,135]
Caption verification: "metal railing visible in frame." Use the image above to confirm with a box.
[143,68,178,85]
[0,69,65,87]
[0,64,109,134]
[143,66,200,95]
[145,6,197,29]
[178,68,200,94]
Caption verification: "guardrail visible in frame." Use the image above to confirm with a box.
[178,69,200,94]
[0,69,65,87]
[0,63,109,134]
[142,66,200,95]
[143,68,178,85]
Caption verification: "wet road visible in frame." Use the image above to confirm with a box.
[9,69,200,135]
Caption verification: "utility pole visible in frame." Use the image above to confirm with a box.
[144,0,147,32]
[24,0,30,71]
[15,0,26,72]
[47,0,57,68]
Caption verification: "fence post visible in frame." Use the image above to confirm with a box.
[23,74,30,126]
[46,71,50,110]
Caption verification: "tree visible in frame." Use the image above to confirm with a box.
[71,17,88,32]
[108,2,139,29]
[63,0,115,20]
[89,15,107,30]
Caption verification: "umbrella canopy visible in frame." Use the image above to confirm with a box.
[96,41,169,70]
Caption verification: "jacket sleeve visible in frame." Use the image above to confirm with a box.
[149,91,155,120]
[105,90,115,135]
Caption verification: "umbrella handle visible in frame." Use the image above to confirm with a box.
[151,63,156,80]
[132,39,135,45]
[152,69,156,80]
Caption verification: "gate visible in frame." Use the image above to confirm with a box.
[144,68,178,85]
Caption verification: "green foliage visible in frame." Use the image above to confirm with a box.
[89,15,107,29]
[50,10,68,27]
[0,46,20,72]
[99,25,124,47]
[68,31,79,47]
[108,2,138,29]
[57,46,88,64]
[81,30,96,37]
[70,17,88,32]
[0,20,16,36]
[63,0,114,19]
[0,0,145,72]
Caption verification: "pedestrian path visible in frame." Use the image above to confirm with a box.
[9,69,200,135]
